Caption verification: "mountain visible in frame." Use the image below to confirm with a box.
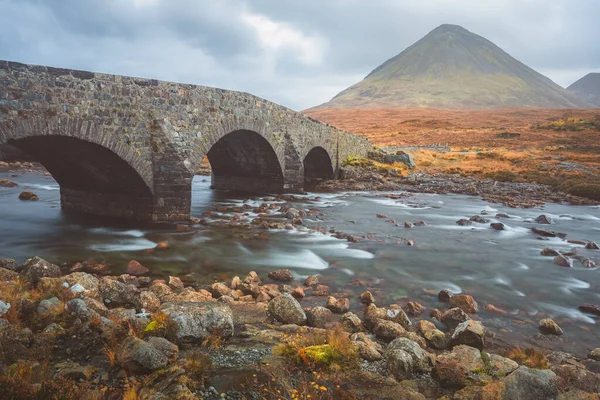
[312,24,591,110]
[567,73,600,107]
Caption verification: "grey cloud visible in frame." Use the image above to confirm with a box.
[0,0,599,109]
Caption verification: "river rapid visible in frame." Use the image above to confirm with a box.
[1,171,599,355]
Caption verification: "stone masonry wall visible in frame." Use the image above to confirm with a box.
[0,60,371,221]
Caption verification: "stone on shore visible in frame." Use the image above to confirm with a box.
[311,284,329,296]
[590,348,600,361]
[450,320,485,350]
[388,306,412,329]
[117,336,168,374]
[388,338,435,373]
[503,366,558,400]
[267,293,306,325]
[441,307,469,328]
[21,257,61,283]
[37,297,63,316]
[434,345,518,388]
[98,277,139,307]
[373,319,406,342]
[127,260,149,276]
[364,303,389,330]
[168,276,184,290]
[19,191,39,201]
[0,267,18,281]
[305,306,333,328]
[0,258,18,271]
[340,312,363,333]
[438,289,454,303]
[539,318,563,335]
[360,290,375,304]
[326,296,349,314]
[268,269,293,282]
[160,302,234,344]
[54,362,97,381]
[210,282,231,298]
[146,337,179,363]
[244,271,261,285]
[417,320,447,350]
[405,301,426,316]
[449,294,478,314]
[303,275,319,287]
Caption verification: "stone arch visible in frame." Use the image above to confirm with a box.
[0,117,156,220]
[0,117,153,193]
[303,146,335,185]
[189,118,293,193]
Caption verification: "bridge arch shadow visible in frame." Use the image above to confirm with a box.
[205,129,284,193]
[303,146,335,187]
[1,118,156,221]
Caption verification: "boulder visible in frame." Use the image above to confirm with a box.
[355,341,382,361]
[456,219,472,226]
[311,284,329,296]
[535,215,555,224]
[364,303,388,330]
[139,291,161,313]
[503,366,558,400]
[39,272,100,299]
[579,304,600,316]
[405,301,426,316]
[470,215,489,224]
[541,248,560,256]
[434,345,518,388]
[53,362,96,381]
[117,336,168,373]
[360,290,375,304]
[539,318,563,335]
[0,258,18,271]
[98,277,139,307]
[267,294,306,325]
[438,289,454,303]
[244,271,261,285]
[0,267,18,281]
[590,348,600,361]
[37,297,63,316]
[20,257,61,283]
[304,275,319,287]
[305,306,333,328]
[441,307,469,327]
[490,223,505,231]
[586,241,600,250]
[373,319,406,342]
[146,337,179,363]
[340,312,363,333]
[168,276,184,290]
[450,320,485,350]
[388,306,411,329]
[210,282,232,298]
[66,298,99,321]
[18,191,39,201]
[553,255,573,268]
[387,349,414,381]
[417,320,447,350]
[231,276,242,290]
[326,296,350,314]
[387,338,435,373]
[160,302,234,343]
[449,294,478,314]
[126,260,149,276]
[268,269,293,282]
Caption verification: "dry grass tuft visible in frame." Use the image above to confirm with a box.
[505,347,550,369]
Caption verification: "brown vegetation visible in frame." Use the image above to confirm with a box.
[306,108,600,200]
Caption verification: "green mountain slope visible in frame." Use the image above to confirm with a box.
[568,73,600,107]
[314,24,591,110]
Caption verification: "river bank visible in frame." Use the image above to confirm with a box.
[1,255,600,399]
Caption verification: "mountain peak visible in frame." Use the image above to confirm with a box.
[567,73,600,107]
[313,25,591,110]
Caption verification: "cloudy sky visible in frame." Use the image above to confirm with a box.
[1,0,598,110]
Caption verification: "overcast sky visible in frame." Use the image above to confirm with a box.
[1,0,598,110]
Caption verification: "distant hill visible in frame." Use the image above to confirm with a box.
[568,73,600,107]
[312,24,591,110]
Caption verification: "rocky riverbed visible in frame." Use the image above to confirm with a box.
[1,257,600,399]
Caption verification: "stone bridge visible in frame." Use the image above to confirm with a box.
[0,60,371,222]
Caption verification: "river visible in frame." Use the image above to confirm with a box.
[1,171,599,354]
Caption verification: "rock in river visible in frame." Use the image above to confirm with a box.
[449,294,478,314]
[438,289,454,303]
[535,215,555,224]
[0,178,17,187]
[586,241,600,250]
[18,191,38,201]
[267,293,306,325]
[127,260,149,276]
[538,318,563,335]
[160,302,234,343]
[578,304,600,316]
[553,254,573,268]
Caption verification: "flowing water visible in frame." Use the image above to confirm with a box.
[1,171,599,354]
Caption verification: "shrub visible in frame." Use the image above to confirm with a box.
[567,184,600,201]
[484,171,519,182]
